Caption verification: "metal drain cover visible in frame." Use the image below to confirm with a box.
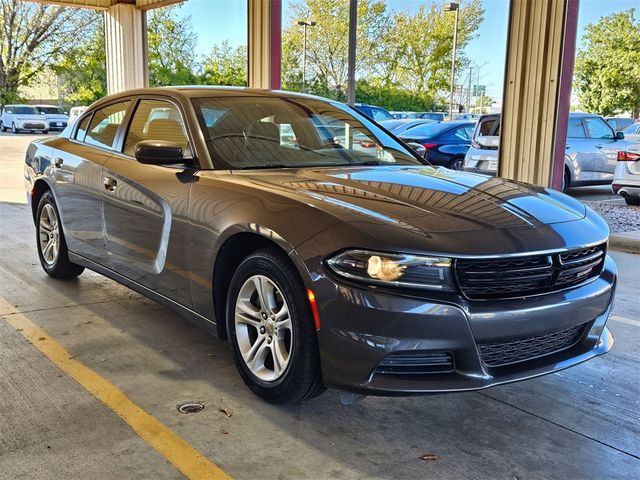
[177,402,205,414]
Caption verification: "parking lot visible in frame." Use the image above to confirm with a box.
[0,132,638,479]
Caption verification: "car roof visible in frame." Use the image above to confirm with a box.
[88,86,341,110]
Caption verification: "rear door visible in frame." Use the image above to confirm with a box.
[566,116,597,179]
[583,116,618,176]
[51,100,131,265]
[102,96,195,307]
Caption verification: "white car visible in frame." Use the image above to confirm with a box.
[612,143,640,205]
[34,105,69,131]
[0,104,48,134]
[620,122,640,143]
[67,106,88,125]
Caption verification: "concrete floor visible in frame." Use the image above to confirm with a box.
[1,132,639,479]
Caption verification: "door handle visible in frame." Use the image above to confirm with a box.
[565,145,571,149]
[103,177,117,192]
[54,157,63,168]
[595,144,603,149]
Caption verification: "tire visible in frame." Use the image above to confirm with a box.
[562,169,571,193]
[11,122,18,134]
[226,248,324,404]
[449,157,464,171]
[623,195,640,206]
[36,191,84,279]
[0,121,5,132]
[42,130,49,135]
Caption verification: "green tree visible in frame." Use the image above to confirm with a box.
[53,25,107,106]
[574,9,640,118]
[147,5,199,86]
[282,0,389,97]
[378,1,484,95]
[0,0,97,104]
[202,41,247,86]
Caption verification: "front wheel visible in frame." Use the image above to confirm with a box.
[36,191,84,279]
[0,121,6,132]
[226,249,324,404]
[11,122,18,134]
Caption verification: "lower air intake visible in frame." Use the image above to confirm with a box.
[375,351,455,375]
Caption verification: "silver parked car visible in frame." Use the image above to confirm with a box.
[34,105,69,131]
[464,113,632,191]
[620,122,640,143]
[612,144,640,205]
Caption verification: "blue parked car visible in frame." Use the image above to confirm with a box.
[398,120,475,170]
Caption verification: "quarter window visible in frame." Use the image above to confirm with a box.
[75,115,91,142]
[566,118,586,138]
[123,99,190,157]
[84,101,131,149]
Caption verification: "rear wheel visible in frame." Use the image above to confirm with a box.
[623,194,640,206]
[562,169,571,193]
[449,157,464,171]
[226,248,324,404]
[36,191,84,279]
[42,130,49,135]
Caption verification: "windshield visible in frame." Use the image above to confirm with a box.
[13,106,37,115]
[399,122,450,138]
[623,122,639,134]
[192,96,425,169]
[36,106,63,115]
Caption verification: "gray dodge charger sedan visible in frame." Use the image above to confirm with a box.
[24,87,616,404]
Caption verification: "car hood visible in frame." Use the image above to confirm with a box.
[234,165,587,233]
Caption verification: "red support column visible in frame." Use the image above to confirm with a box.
[269,0,282,90]
[551,0,580,191]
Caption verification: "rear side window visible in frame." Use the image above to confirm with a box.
[83,101,131,150]
[75,115,91,142]
[584,117,614,139]
[123,99,190,157]
[566,118,586,138]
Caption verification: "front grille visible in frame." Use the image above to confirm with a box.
[455,243,606,300]
[478,323,588,367]
[375,351,454,375]
[22,123,45,129]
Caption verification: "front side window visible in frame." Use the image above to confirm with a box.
[192,96,424,169]
[123,99,190,157]
[584,117,614,139]
[83,101,131,150]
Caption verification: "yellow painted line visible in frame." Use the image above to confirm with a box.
[0,299,231,480]
[609,314,640,328]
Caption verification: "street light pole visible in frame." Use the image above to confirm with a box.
[444,2,459,119]
[473,61,489,112]
[297,20,316,92]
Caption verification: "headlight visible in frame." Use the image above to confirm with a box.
[326,249,455,291]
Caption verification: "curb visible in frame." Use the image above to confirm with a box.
[610,232,640,254]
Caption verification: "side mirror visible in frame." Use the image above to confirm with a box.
[135,140,184,165]
[616,131,625,140]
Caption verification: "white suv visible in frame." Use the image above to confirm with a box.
[0,104,48,134]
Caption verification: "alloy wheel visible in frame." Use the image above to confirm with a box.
[234,275,293,382]
[39,204,60,265]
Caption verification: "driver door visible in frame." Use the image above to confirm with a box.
[102,97,196,308]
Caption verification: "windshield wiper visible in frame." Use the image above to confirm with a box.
[237,164,288,170]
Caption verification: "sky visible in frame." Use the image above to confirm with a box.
[180,0,639,100]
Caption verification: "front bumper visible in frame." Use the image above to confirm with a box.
[311,255,616,395]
